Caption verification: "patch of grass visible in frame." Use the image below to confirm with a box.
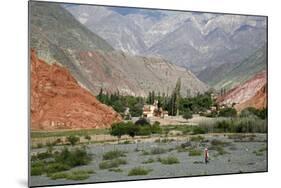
[211,139,231,147]
[190,135,205,142]
[99,158,127,169]
[46,163,71,174]
[48,172,69,180]
[66,170,92,180]
[154,138,175,143]
[253,146,267,156]
[158,156,179,165]
[108,168,123,172]
[191,126,207,135]
[128,167,152,176]
[31,128,108,138]
[142,150,150,155]
[102,150,126,160]
[150,147,167,155]
[209,145,229,156]
[31,151,53,161]
[176,147,189,153]
[47,170,95,181]
[188,148,202,156]
[31,161,45,176]
[228,134,256,142]
[142,158,156,164]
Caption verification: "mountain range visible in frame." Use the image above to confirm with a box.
[66,5,267,75]
[30,2,208,97]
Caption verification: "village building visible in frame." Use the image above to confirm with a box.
[142,100,169,118]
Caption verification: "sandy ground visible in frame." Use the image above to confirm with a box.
[30,134,267,187]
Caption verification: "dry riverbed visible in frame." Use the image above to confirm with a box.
[30,133,267,187]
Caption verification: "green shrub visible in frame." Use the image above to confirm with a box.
[66,135,80,146]
[55,147,91,167]
[46,163,71,173]
[102,150,126,160]
[192,126,207,135]
[128,167,152,176]
[99,158,127,169]
[48,172,68,180]
[190,136,205,142]
[135,118,150,126]
[84,135,91,142]
[240,107,267,120]
[31,151,53,161]
[158,156,179,164]
[36,143,43,148]
[188,148,202,156]
[212,118,266,133]
[218,107,237,117]
[182,110,193,120]
[31,161,45,176]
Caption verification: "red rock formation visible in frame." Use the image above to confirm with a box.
[235,84,267,111]
[217,71,267,111]
[31,50,121,131]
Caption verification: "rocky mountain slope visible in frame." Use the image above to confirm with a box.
[198,45,267,89]
[30,2,208,97]
[30,1,114,93]
[66,5,267,73]
[75,50,208,96]
[235,84,267,111]
[217,71,267,111]
[31,50,121,130]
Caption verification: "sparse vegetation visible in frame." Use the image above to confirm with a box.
[102,150,126,160]
[158,156,179,164]
[188,148,202,156]
[31,146,92,178]
[150,147,167,155]
[99,158,127,169]
[128,167,152,176]
[253,146,267,156]
[190,135,205,142]
[108,168,123,172]
[47,170,95,180]
[142,158,156,164]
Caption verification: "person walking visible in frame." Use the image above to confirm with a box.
[204,147,209,164]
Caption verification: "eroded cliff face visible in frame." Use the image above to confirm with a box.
[217,71,267,111]
[31,50,121,130]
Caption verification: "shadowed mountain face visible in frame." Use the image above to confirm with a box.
[31,50,121,130]
[30,2,208,97]
[66,5,267,74]
[197,45,267,90]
